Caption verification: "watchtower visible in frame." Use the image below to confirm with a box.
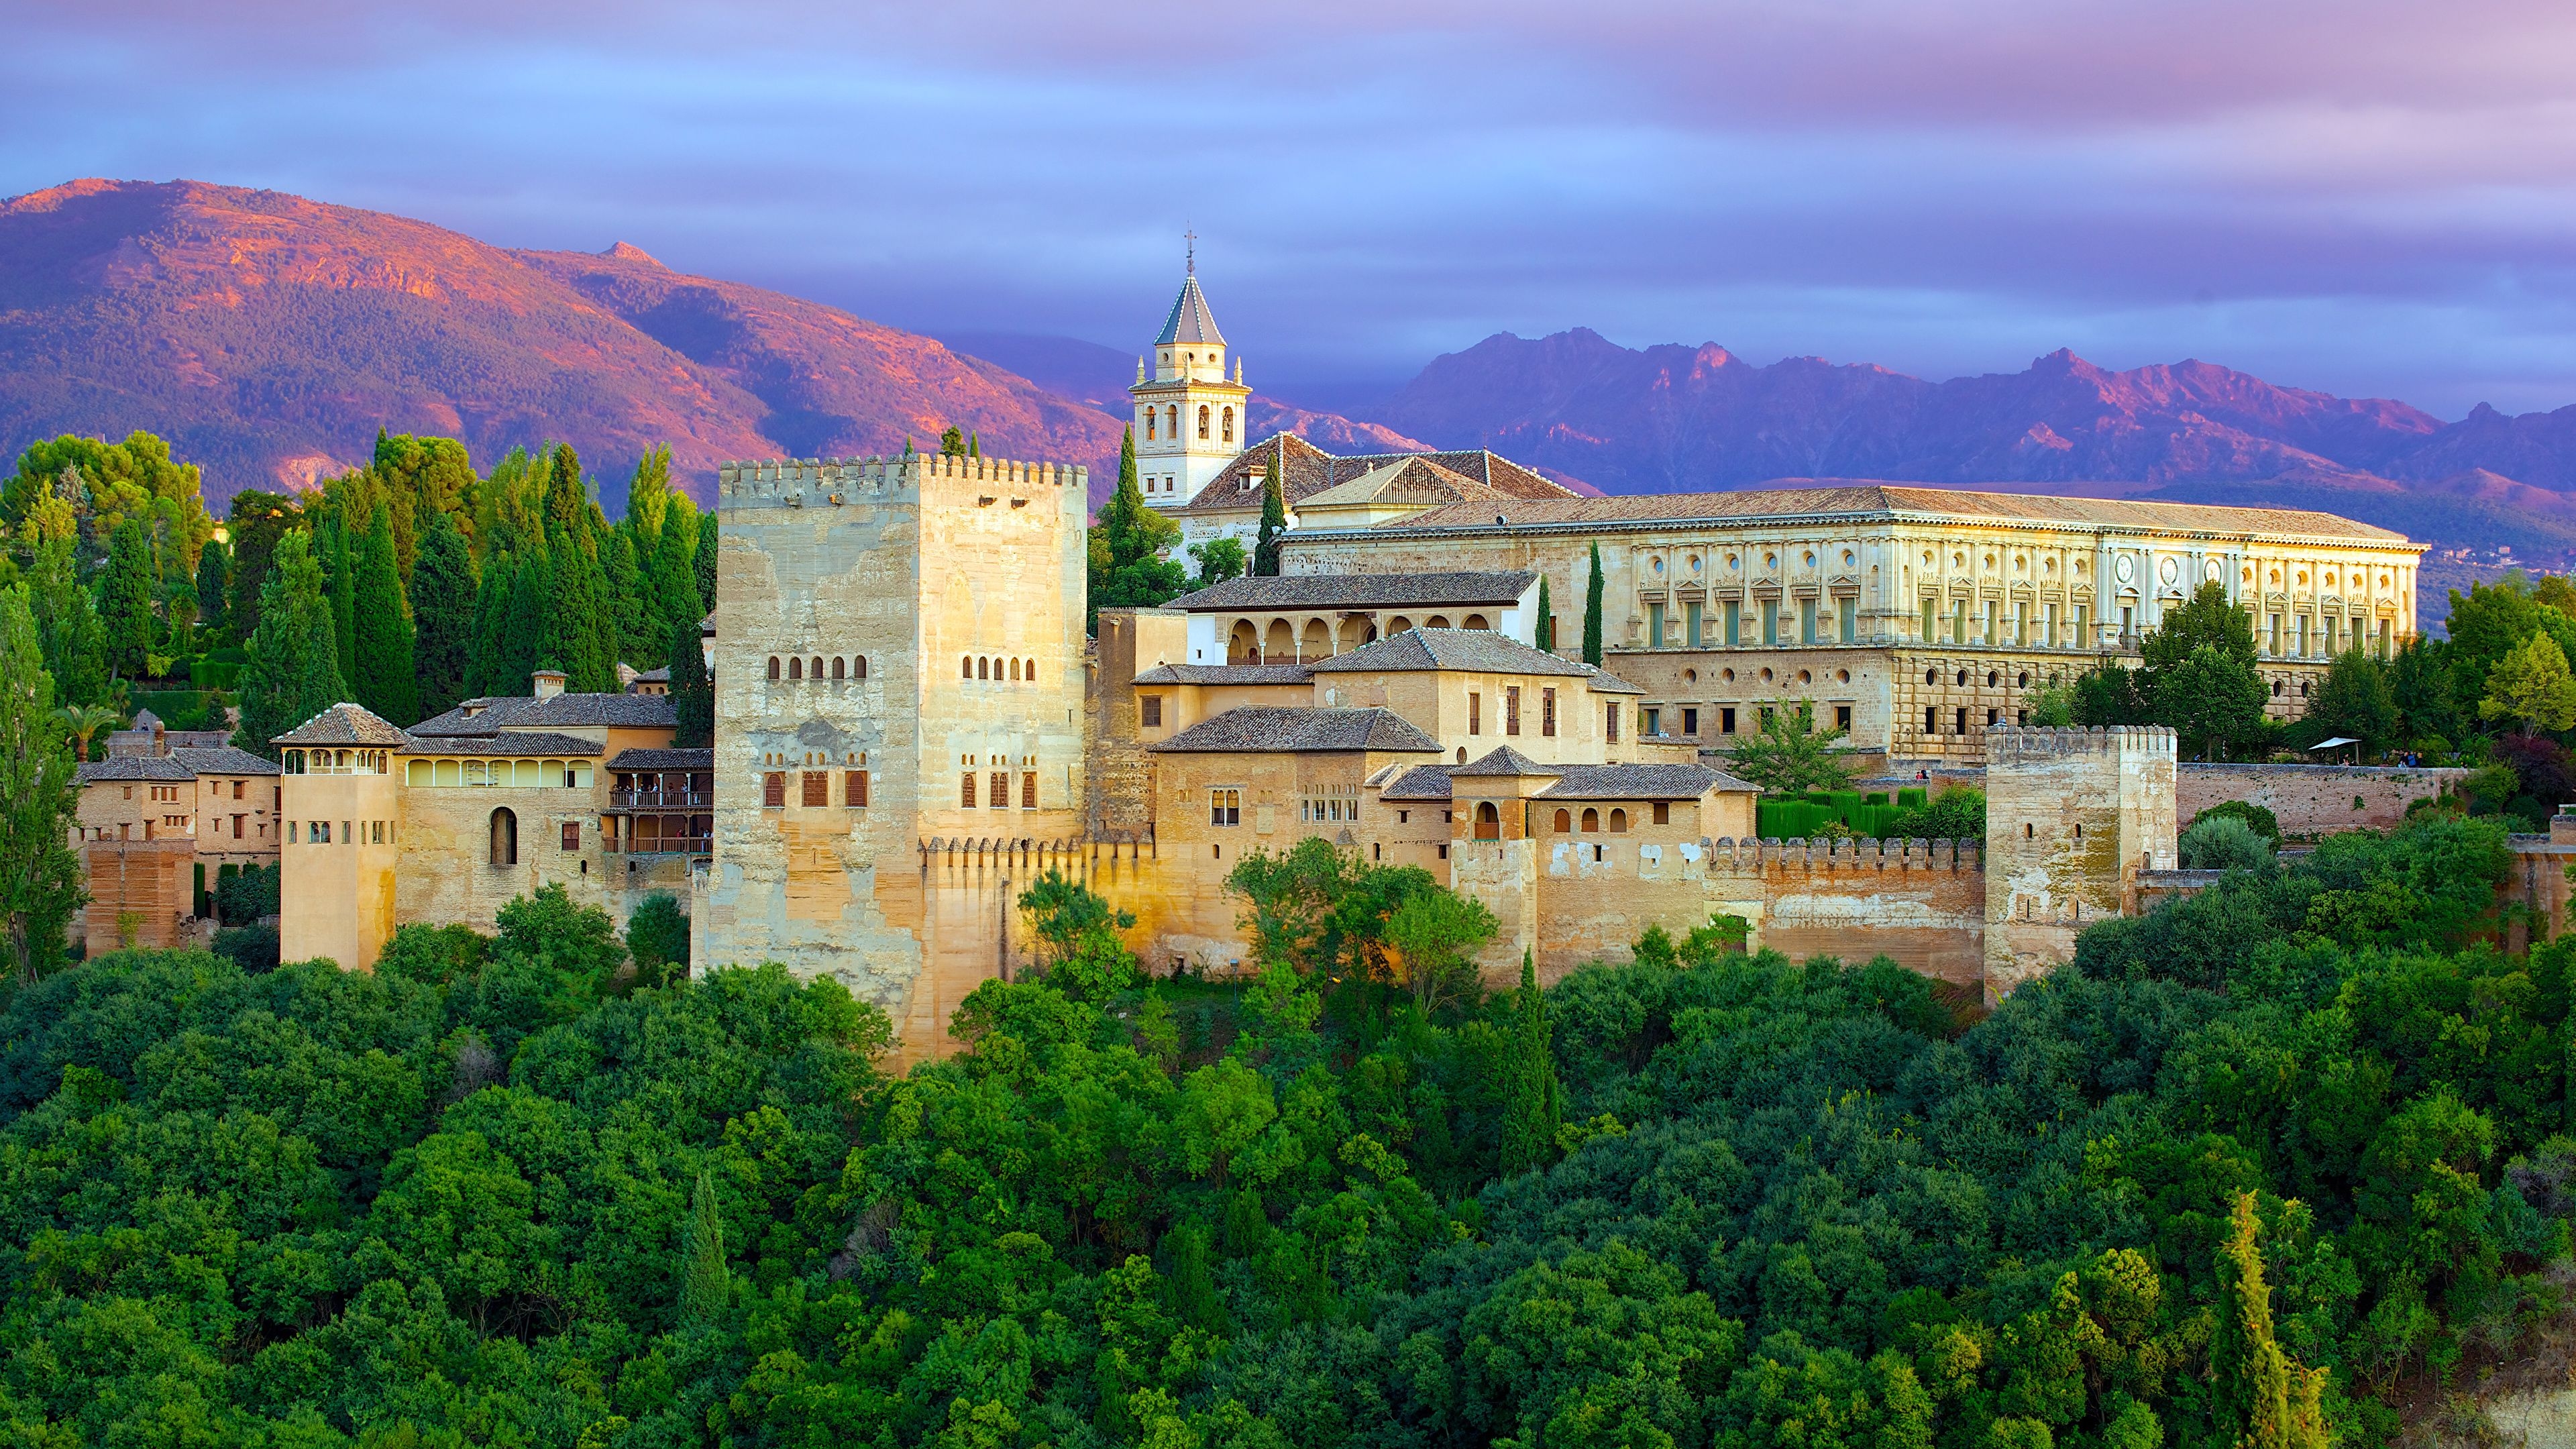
[1982,724,2178,999]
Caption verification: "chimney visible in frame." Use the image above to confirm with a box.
[531,669,568,700]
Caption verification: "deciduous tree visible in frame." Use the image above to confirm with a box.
[2479,629,2576,737]
[0,586,82,984]
[1725,701,1857,795]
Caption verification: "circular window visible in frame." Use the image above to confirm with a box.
[1688,555,1702,574]
[1798,669,1813,684]
[1953,553,1966,568]
[1765,553,1778,570]
[1682,667,1698,683]
[1925,668,1939,684]
[1804,551,1817,568]
[1986,671,2000,687]
[1843,550,1856,567]
[1984,553,1996,568]
[1652,557,1665,575]
[2209,560,2227,582]
[2017,672,2029,687]
[2158,557,2178,585]
[1762,667,1776,682]
[1722,667,1737,682]
[1957,670,1970,686]
[2012,555,2025,573]
[1836,668,1851,684]
[2044,557,2057,574]
[1727,553,1741,570]
[1923,550,1935,565]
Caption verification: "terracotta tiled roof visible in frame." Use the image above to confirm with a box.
[272,703,412,748]
[169,745,281,776]
[1452,746,1560,777]
[76,756,195,784]
[401,731,606,757]
[1344,482,2414,543]
[1534,763,1758,800]
[408,692,676,735]
[1148,706,1442,754]
[1163,572,1535,612]
[1578,665,1646,696]
[606,748,716,771]
[1308,628,1595,679]
[1377,765,1455,800]
[1131,663,1316,685]
[1173,433,1576,515]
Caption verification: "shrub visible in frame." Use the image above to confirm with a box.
[210,923,279,972]
[2179,814,2272,872]
[214,862,278,924]
[2188,800,2282,846]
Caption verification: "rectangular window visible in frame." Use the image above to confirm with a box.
[372,820,386,844]
[1681,706,1699,736]
[1925,705,1938,734]
[1955,706,1969,735]
[1686,602,1703,647]
[764,772,786,808]
[1835,705,1852,731]
[961,773,977,808]
[1762,600,1779,645]
[2119,604,2134,641]
[2015,601,2031,645]
[1643,706,1661,737]
[847,770,869,807]
[1652,802,1670,825]
[802,771,828,806]
[2377,619,2391,657]
[1801,599,1818,645]
[989,771,1008,808]
[2045,602,2059,646]
[1606,704,1620,744]
[1468,692,1482,735]
[1838,597,1857,643]
[1022,773,1037,809]
[1648,602,1666,649]
[561,821,581,851]
[2297,614,2311,657]
[232,780,245,800]
[2075,603,2089,643]
[2268,613,2282,656]
[1953,599,1968,644]
[1505,686,1521,736]
[1983,600,1999,644]
[1542,688,1558,736]
[1210,788,1241,826]
[1922,597,1938,640]
[1721,706,1737,734]
[1723,600,1740,646]
[317,820,331,843]
[1141,695,1163,727]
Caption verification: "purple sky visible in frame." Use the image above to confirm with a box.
[11,0,2576,416]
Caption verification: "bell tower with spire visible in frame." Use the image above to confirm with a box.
[1130,236,1252,502]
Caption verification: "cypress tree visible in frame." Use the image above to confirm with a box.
[680,1168,731,1328]
[1536,575,1555,654]
[195,541,229,640]
[968,431,981,458]
[693,510,717,625]
[545,443,586,532]
[323,516,358,690]
[466,551,513,700]
[1253,451,1287,577]
[2212,1193,2328,1449]
[624,445,671,549]
[499,544,551,697]
[667,587,712,749]
[97,517,156,682]
[0,585,83,985]
[352,502,417,725]
[411,508,475,720]
[233,531,347,758]
[649,498,704,666]
[1581,540,1605,666]
[607,528,649,665]
[1499,949,1560,1175]
[28,539,105,708]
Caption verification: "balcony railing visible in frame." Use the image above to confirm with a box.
[608,788,712,809]
[615,841,713,856]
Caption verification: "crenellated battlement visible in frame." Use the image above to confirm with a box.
[1704,836,1984,872]
[1984,723,2177,763]
[717,453,1090,507]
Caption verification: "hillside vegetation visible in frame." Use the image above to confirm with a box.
[0,814,2567,1447]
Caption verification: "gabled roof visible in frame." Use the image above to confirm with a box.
[1452,746,1561,777]
[1148,706,1442,755]
[76,756,195,784]
[1308,628,1595,679]
[1345,482,2414,544]
[1132,663,1316,686]
[607,748,716,771]
[408,692,676,735]
[1162,572,1536,613]
[1157,274,1225,346]
[1533,763,1759,801]
[1579,665,1646,696]
[1173,433,1576,516]
[273,703,411,748]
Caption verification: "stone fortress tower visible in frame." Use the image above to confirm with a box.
[698,451,1089,1010]
[1982,724,2180,998]
[1129,242,1250,504]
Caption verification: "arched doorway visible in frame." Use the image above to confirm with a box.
[1228,620,1259,663]
[1264,619,1295,662]
[1300,619,1330,660]
[489,808,518,866]
[1474,802,1501,840]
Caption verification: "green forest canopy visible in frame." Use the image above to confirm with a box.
[0,814,2566,1446]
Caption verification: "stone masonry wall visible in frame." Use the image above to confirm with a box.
[1984,725,2178,1000]
[2177,763,2465,837]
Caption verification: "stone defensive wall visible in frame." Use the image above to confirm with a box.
[715,452,1089,503]
[2176,763,2466,836]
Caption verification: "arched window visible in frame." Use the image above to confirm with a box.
[1197,405,1210,440]
[961,656,972,679]
[1146,409,1157,440]
[1580,808,1599,833]
[1925,668,1937,685]
[788,657,802,681]
[1010,658,1021,681]
[1426,615,1450,629]
[1167,405,1178,439]
[1474,802,1501,841]
[812,657,824,680]
[1462,613,1489,631]
[1222,407,1234,443]
[1609,808,1629,834]
[855,656,867,680]
[831,657,845,680]
[977,657,988,680]
[489,807,518,866]
[1553,809,1572,833]
[767,656,780,680]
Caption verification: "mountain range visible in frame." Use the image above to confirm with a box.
[8,176,2576,617]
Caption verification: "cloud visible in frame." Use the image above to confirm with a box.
[6,0,2575,416]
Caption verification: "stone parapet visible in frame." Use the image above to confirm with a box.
[717,453,1089,508]
[1983,723,2178,763]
